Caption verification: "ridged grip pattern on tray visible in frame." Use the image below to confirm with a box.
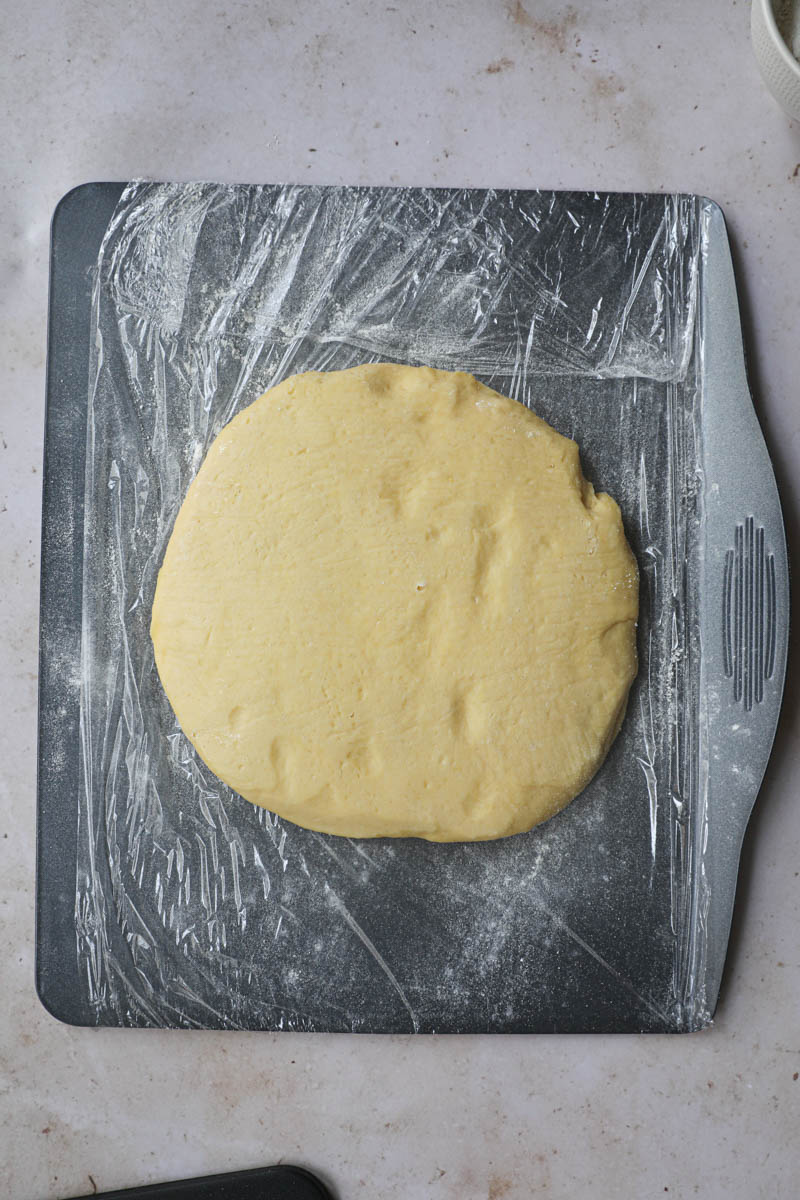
[722,517,778,711]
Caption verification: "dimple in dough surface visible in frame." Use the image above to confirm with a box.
[151,364,638,841]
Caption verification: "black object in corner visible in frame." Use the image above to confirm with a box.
[63,1164,335,1200]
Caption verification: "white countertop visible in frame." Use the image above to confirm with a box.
[2,2,800,1197]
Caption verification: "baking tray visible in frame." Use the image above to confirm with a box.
[37,182,788,1033]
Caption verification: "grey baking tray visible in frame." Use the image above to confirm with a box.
[37,182,788,1032]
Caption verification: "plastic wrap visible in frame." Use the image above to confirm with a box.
[77,183,707,1031]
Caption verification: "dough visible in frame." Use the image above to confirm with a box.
[151,364,638,841]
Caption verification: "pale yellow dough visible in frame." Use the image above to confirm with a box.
[151,364,638,841]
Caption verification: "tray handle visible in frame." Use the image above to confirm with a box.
[695,198,789,1021]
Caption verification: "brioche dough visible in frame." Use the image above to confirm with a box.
[151,364,638,841]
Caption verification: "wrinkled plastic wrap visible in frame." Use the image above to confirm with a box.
[77,183,707,1031]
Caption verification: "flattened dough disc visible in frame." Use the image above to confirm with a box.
[151,364,638,841]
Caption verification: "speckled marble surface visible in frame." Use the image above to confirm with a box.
[2,2,800,1197]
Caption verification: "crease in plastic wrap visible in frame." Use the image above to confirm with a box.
[77,183,708,1032]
